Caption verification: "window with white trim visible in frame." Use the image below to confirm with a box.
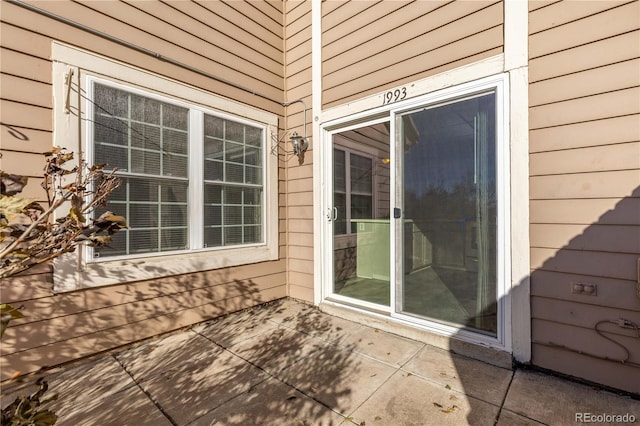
[91,80,266,258]
[52,43,278,291]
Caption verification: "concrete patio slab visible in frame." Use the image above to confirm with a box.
[338,326,425,368]
[2,299,639,426]
[225,326,326,375]
[503,369,640,425]
[403,344,514,406]
[188,377,345,426]
[52,382,172,426]
[279,344,397,417]
[116,330,226,380]
[195,309,283,348]
[137,352,270,425]
[349,370,500,426]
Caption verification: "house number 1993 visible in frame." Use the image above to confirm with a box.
[382,87,407,105]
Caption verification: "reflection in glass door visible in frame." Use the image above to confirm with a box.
[332,122,391,307]
[397,93,498,335]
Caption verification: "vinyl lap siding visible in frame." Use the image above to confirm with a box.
[528,0,640,394]
[322,0,504,108]
[0,0,287,380]
[284,0,314,302]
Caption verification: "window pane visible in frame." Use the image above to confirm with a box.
[225,121,244,142]
[204,184,223,204]
[224,206,242,225]
[131,94,160,124]
[225,227,243,244]
[163,129,188,154]
[161,228,187,251]
[204,205,222,226]
[131,123,160,151]
[350,154,372,194]
[129,229,158,254]
[334,149,346,192]
[204,227,222,247]
[94,176,188,258]
[226,163,244,183]
[129,204,158,228]
[94,84,128,118]
[204,138,223,160]
[243,225,261,244]
[162,103,189,130]
[95,115,128,146]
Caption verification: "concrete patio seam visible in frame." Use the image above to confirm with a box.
[112,353,178,426]
[493,368,517,425]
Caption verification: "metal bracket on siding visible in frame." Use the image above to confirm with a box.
[64,69,74,114]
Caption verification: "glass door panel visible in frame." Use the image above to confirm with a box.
[332,122,391,307]
[398,93,497,335]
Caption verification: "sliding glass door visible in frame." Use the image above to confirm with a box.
[396,92,498,336]
[331,121,391,307]
[325,80,504,340]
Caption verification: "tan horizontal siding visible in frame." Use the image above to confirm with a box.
[528,0,640,391]
[323,1,496,72]
[531,270,639,312]
[530,198,640,226]
[1,73,52,108]
[0,286,285,380]
[123,0,283,75]
[529,114,640,153]
[323,32,502,108]
[2,2,283,111]
[529,0,634,34]
[531,343,639,394]
[529,59,640,107]
[322,0,420,50]
[529,30,640,83]
[322,1,503,107]
[529,1,639,59]
[532,297,640,333]
[529,87,639,130]
[2,272,286,353]
[0,47,51,83]
[20,0,283,92]
[530,142,640,176]
[530,224,640,254]
[0,125,51,153]
[531,248,638,293]
[530,170,640,200]
[284,0,314,302]
[0,100,51,132]
[165,1,283,62]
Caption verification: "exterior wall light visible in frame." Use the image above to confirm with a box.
[290,132,309,158]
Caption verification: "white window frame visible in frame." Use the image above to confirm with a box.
[52,43,279,292]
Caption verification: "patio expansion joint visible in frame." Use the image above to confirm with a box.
[493,369,517,426]
[111,353,178,426]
